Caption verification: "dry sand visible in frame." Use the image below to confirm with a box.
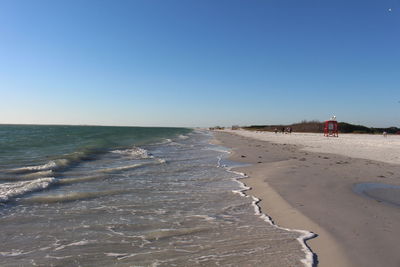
[229,130,400,165]
[214,130,400,267]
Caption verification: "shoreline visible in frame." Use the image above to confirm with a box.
[230,163,350,267]
[226,169,317,267]
[214,131,400,267]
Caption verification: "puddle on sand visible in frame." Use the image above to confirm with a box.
[353,183,400,208]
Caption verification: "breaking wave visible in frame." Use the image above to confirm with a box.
[111,147,153,159]
[8,161,59,174]
[0,177,56,202]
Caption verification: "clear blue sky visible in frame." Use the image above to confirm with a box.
[1,0,399,127]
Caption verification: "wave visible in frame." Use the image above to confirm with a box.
[7,150,101,175]
[178,135,189,139]
[22,170,54,179]
[97,163,149,173]
[22,189,133,204]
[0,177,56,202]
[57,175,107,185]
[97,159,166,173]
[8,161,59,174]
[0,173,53,182]
[8,159,70,175]
[111,147,153,159]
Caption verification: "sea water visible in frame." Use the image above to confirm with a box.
[0,125,308,266]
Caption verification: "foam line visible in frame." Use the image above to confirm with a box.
[215,147,317,267]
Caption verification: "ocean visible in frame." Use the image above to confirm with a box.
[0,125,310,266]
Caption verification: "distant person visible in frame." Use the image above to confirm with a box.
[281,127,285,134]
[274,128,278,134]
[383,131,387,138]
[289,127,292,134]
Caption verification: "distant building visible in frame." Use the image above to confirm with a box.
[209,126,225,130]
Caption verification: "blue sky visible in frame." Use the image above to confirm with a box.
[0,0,399,127]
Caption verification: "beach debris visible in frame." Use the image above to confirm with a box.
[241,155,246,158]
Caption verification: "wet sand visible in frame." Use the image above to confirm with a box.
[214,131,400,267]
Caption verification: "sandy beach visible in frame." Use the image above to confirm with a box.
[214,130,400,267]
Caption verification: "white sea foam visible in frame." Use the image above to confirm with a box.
[250,195,316,267]
[98,163,148,173]
[111,147,153,159]
[97,158,165,173]
[0,249,34,257]
[178,135,189,139]
[54,240,92,251]
[9,161,58,173]
[45,255,73,259]
[0,177,56,202]
[8,159,71,174]
[219,148,316,267]
[157,158,166,164]
[206,147,231,154]
[104,253,130,257]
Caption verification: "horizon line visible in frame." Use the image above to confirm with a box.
[0,123,195,129]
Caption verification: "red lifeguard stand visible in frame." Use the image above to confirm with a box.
[324,119,338,137]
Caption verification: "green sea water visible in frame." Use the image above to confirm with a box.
[0,125,190,169]
[0,126,308,266]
